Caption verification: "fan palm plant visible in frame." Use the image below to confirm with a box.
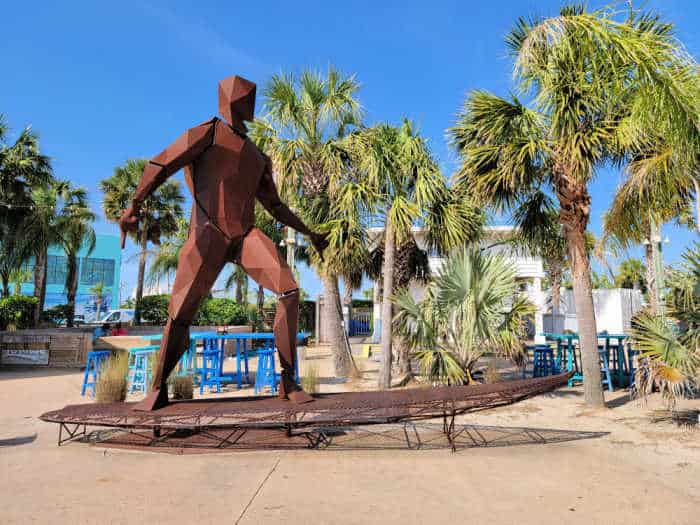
[631,243,700,406]
[100,159,184,325]
[252,67,363,376]
[394,248,535,385]
[449,5,698,407]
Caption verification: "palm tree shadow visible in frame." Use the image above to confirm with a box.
[0,433,37,447]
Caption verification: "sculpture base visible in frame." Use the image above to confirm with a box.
[40,373,571,450]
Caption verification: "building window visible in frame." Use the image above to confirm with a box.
[46,255,68,285]
[80,258,115,287]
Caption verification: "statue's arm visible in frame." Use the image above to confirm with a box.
[119,118,216,248]
[256,157,314,236]
[131,118,217,207]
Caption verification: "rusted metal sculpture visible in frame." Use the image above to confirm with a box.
[40,373,573,449]
[119,75,328,410]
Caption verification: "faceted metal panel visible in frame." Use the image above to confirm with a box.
[118,76,325,411]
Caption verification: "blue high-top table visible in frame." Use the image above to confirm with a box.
[141,332,308,389]
[541,332,636,388]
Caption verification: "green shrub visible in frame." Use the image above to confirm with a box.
[0,295,38,330]
[137,294,170,325]
[95,352,128,403]
[41,304,71,325]
[194,298,247,326]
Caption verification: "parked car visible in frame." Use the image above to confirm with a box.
[99,309,135,324]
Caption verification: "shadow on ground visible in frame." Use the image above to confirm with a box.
[0,433,37,447]
[83,423,608,454]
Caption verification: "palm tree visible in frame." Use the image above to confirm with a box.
[631,243,700,406]
[615,259,647,292]
[509,191,568,315]
[9,268,32,296]
[147,217,188,291]
[449,5,698,407]
[89,281,109,322]
[394,248,535,384]
[224,264,249,305]
[100,159,184,325]
[55,187,96,326]
[345,120,483,388]
[252,67,362,376]
[0,115,53,300]
[24,180,72,323]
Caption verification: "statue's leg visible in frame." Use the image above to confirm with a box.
[237,228,313,403]
[133,224,230,411]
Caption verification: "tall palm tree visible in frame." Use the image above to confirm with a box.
[100,159,184,325]
[24,180,71,323]
[345,120,482,388]
[252,67,363,376]
[55,186,96,326]
[449,5,698,407]
[88,281,109,321]
[0,116,53,300]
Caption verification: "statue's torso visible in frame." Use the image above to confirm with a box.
[184,120,265,239]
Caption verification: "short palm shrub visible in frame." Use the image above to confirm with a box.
[394,248,535,385]
[95,352,128,403]
[170,375,194,400]
[630,243,700,406]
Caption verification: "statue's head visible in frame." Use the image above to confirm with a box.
[218,75,256,127]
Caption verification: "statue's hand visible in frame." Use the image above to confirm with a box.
[119,206,140,248]
[309,231,329,261]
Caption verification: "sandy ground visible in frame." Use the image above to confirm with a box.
[1,344,698,524]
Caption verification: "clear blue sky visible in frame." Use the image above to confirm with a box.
[2,0,698,299]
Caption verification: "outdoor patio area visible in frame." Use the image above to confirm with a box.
[1,343,698,524]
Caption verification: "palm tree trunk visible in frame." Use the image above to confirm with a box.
[693,178,700,235]
[66,255,78,328]
[379,222,395,389]
[133,231,148,326]
[557,178,604,408]
[321,272,351,376]
[33,248,48,325]
[257,284,264,329]
[1,277,9,298]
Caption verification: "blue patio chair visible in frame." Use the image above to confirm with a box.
[255,347,277,395]
[81,350,111,396]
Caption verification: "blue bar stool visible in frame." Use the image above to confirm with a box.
[81,350,111,396]
[255,347,277,394]
[532,345,558,377]
[127,347,157,394]
[598,347,614,392]
[199,342,222,394]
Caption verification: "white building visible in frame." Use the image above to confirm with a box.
[368,225,546,343]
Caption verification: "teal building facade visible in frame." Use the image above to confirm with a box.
[19,234,122,321]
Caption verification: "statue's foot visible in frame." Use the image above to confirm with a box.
[278,376,314,404]
[132,388,169,411]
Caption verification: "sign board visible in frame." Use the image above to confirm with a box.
[1,336,51,365]
[2,348,50,365]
